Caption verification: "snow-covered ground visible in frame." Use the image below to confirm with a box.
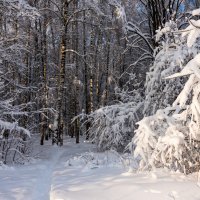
[0,136,200,200]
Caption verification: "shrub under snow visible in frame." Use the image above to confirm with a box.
[0,120,30,164]
[85,101,143,152]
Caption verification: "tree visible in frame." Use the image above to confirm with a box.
[0,0,38,163]
[131,9,200,173]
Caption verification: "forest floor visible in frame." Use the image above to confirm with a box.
[0,136,200,200]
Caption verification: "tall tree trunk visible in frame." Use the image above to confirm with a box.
[40,2,49,145]
[102,34,111,106]
[56,32,66,146]
[73,0,80,144]
[83,4,90,140]
[89,27,95,113]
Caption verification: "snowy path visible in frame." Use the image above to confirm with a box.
[32,149,65,200]
[0,137,94,200]
[32,138,94,200]
[0,137,200,200]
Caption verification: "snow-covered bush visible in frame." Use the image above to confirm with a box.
[85,101,143,152]
[0,77,32,164]
[131,9,200,173]
[66,150,135,170]
[130,107,190,171]
[0,120,30,164]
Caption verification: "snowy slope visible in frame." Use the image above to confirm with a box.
[0,137,200,200]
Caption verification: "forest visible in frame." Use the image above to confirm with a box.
[1,0,200,199]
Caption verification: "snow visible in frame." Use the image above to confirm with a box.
[166,53,200,80]
[192,8,200,16]
[0,136,200,200]
[0,119,30,137]
[182,19,200,48]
